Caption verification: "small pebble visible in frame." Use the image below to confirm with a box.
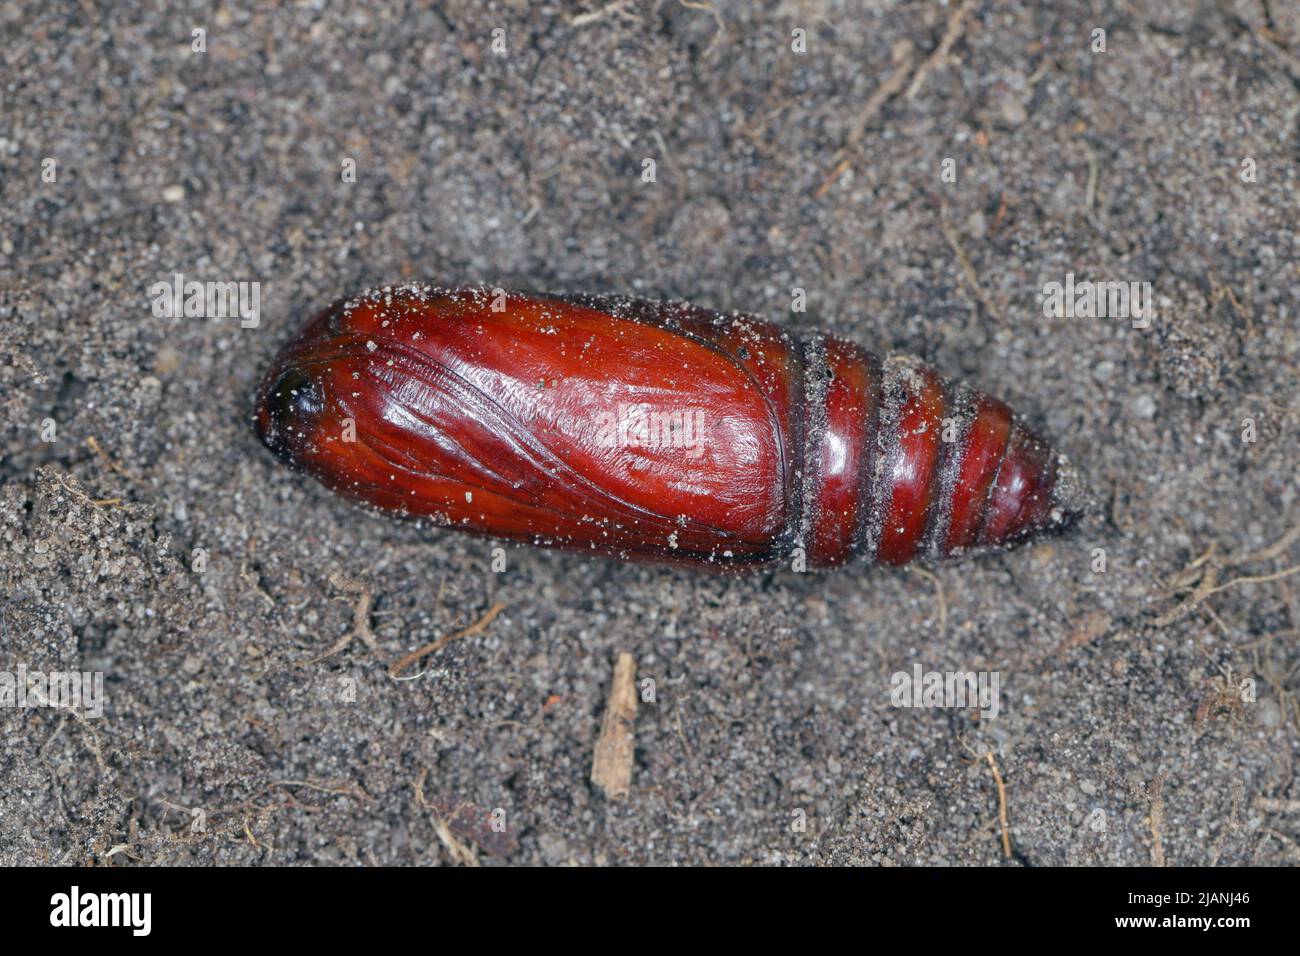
[1133,395,1157,419]
[998,93,1028,126]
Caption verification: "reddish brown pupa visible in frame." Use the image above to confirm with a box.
[254,286,1083,570]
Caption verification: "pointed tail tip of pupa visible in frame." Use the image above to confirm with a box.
[1046,449,1093,536]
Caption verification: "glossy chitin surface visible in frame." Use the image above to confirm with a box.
[255,286,1081,569]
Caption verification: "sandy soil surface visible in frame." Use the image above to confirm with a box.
[2,0,1298,865]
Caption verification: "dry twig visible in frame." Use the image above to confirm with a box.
[388,602,507,679]
[591,652,639,800]
[906,0,977,99]
[301,572,385,665]
[940,214,1005,324]
[1156,526,1300,627]
[959,737,1012,860]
